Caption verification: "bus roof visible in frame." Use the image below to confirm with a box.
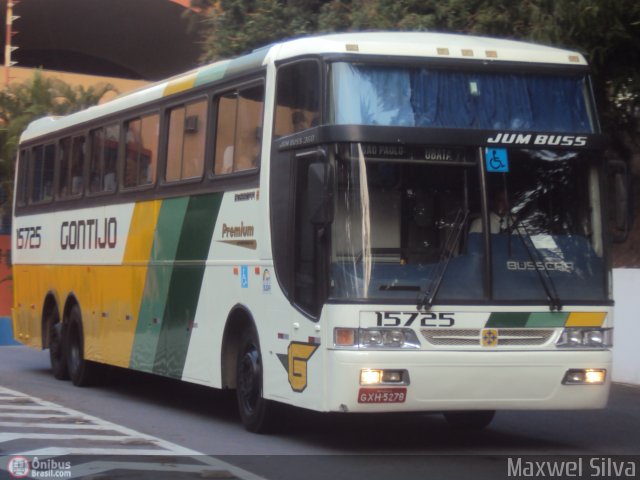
[20,31,587,143]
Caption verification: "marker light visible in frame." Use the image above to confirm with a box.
[334,328,356,347]
[562,369,606,385]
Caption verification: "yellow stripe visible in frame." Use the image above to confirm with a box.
[163,73,197,97]
[124,200,161,263]
[101,200,162,366]
[565,312,607,327]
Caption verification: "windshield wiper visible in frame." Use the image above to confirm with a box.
[509,218,563,311]
[417,208,469,311]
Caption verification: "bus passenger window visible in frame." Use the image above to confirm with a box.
[58,138,72,198]
[30,144,55,204]
[214,84,264,175]
[16,150,29,206]
[166,100,207,182]
[125,114,159,188]
[58,136,86,199]
[71,136,85,195]
[89,125,120,194]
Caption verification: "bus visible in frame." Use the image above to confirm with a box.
[12,32,613,433]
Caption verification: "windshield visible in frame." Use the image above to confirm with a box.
[330,62,595,132]
[489,149,605,303]
[329,145,606,304]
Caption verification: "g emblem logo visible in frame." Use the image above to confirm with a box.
[287,342,319,392]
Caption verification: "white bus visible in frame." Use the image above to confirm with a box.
[12,32,612,432]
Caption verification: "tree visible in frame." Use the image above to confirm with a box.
[0,71,116,223]
[200,0,326,62]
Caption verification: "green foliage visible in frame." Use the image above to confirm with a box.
[0,70,116,191]
[200,0,325,61]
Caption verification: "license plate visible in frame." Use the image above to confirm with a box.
[358,388,407,404]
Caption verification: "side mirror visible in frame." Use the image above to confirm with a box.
[306,153,333,226]
[609,159,633,243]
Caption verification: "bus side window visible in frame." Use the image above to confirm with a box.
[58,137,72,198]
[166,99,207,182]
[70,136,86,196]
[274,60,320,138]
[16,150,29,207]
[103,125,119,192]
[30,144,55,204]
[213,84,264,175]
[90,125,120,194]
[124,114,159,188]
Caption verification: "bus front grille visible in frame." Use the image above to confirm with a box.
[420,328,555,347]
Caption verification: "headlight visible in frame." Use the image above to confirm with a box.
[334,327,421,349]
[556,328,612,348]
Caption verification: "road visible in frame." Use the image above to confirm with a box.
[1,345,639,479]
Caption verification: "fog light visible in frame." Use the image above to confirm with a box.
[360,369,383,385]
[360,369,409,385]
[585,369,606,384]
[562,368,606,385]
[381,370,403,383]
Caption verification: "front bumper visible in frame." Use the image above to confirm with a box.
[326,349,611,413]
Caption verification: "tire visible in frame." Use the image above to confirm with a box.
[443,410,495,430]
[48,312,69,380]
[236,326,280,433]
[65,305,102,387]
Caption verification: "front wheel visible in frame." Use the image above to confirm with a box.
[236,326,280,433]
[443,410,495,430]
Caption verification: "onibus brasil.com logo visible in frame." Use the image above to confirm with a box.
[7,456,72,478]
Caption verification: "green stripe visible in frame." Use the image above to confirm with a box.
[486,311,570,328]
[224,48,268,78]
[153,193,222,378]
[526,312,568,328]
[195,60,231,87]
[130,197,189,372]
[485,312,530,328]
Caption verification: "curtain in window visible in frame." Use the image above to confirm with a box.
[332,63,593,133]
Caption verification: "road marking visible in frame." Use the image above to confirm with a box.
[4,413,78,419]
[0,433,146,442]
[0,386,268,480]
[0,421,133,429]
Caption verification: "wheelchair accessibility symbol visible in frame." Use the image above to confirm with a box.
[485,148,509,173]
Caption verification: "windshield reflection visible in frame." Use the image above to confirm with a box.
[329,145,606,304]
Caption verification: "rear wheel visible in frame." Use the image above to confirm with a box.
[65,305,102,387]
[47,308,69,380]
[443,410,495,430]
[236,326,280,433]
